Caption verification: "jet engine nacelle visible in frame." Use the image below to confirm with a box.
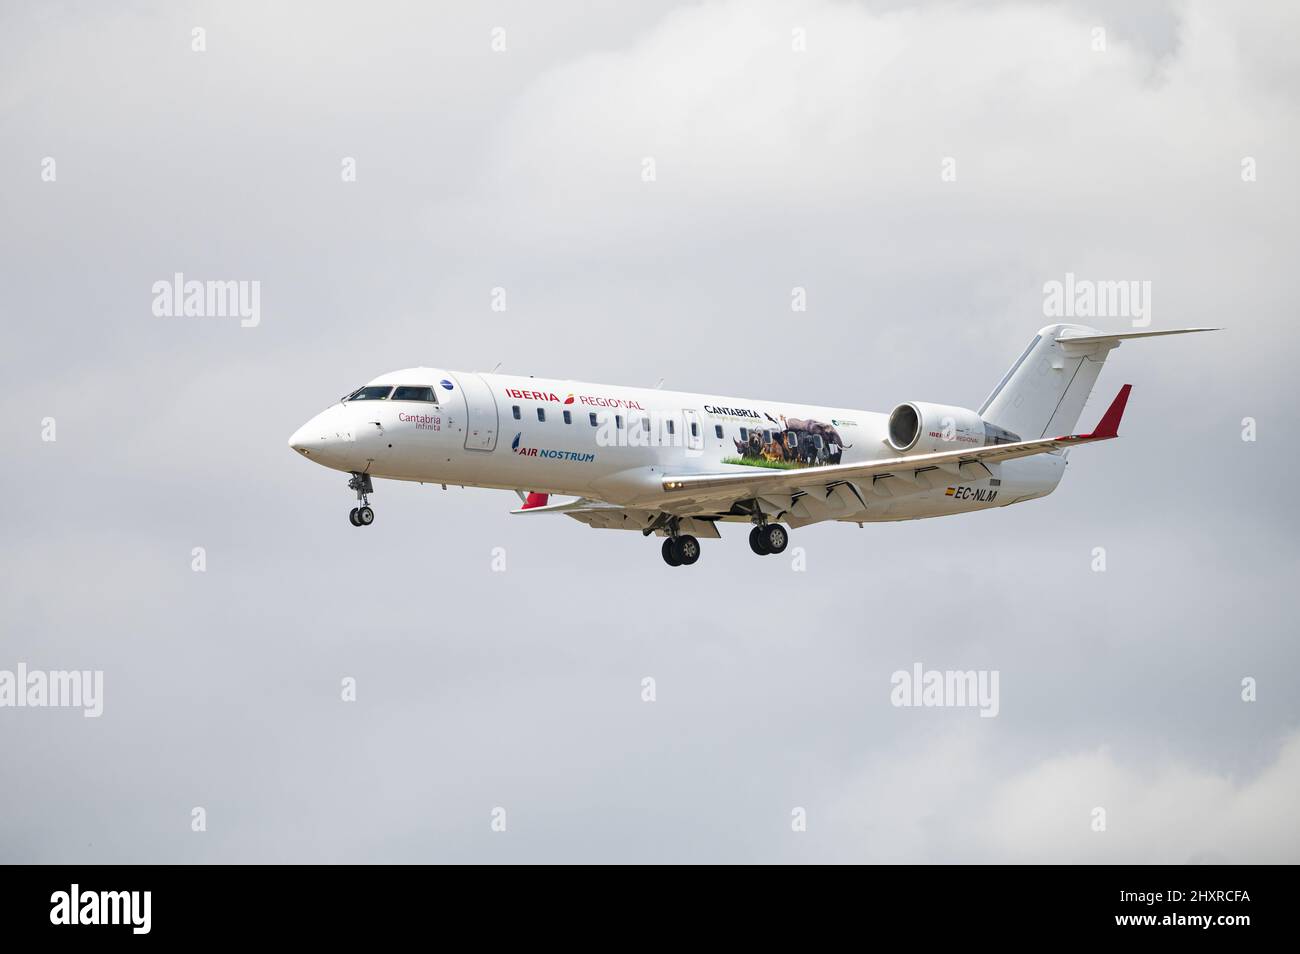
[886,401,1020,454]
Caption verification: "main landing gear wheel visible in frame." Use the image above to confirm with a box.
[673,534,700,566]
[661,538,682,567]
[749,524,789,555]
[761,523,788,554]
[349,508,361,526]
[357,506,374,526]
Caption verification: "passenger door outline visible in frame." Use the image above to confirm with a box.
[453,372,499,451]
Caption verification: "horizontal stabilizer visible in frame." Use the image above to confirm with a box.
[1055,327,1220,346]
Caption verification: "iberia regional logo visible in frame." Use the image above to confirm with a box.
[503,388,576,404]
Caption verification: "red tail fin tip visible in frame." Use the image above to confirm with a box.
[1090,384,1132,438]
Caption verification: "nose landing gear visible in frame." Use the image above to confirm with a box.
[347,473,375,527]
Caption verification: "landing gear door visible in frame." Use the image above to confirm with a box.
[452,372,499,451]
[683,407,703,453]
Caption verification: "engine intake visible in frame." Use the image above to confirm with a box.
[886,401,1019,454]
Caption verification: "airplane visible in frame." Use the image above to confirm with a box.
[288,323,1215,566]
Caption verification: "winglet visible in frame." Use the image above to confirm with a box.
[1087,384,1131,439]
[520,492,550,510]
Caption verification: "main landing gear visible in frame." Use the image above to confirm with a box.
[347,473,375,527]
[659,517,701,567]
[661,534,700,567]
[748,523,788,556]
[657,521,790,566]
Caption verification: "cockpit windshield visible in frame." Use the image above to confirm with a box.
[345,385,393,401]
[392,386,438,403]
[343,384,440,404]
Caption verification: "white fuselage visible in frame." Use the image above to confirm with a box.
[288,367,1065,524]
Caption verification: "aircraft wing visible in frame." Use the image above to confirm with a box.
[660,384,1132,504]
[509,493,615,515]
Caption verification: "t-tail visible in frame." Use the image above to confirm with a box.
[979,323,1219,440]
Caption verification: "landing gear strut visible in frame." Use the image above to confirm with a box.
[348,473,375,527]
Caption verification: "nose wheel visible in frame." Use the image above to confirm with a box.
[347,473,375,528]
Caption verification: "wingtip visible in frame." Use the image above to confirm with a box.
[1090,384,1132,438]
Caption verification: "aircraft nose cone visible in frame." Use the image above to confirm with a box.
[289,409,358,469]
[288,423,312,456]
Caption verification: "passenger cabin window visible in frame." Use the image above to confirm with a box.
[589,413,598,427]
[739,427,749,441]
[667,420,675,435]
[512,405,521,420]
[537,408,546,422]
[690,422,699,438]
[563,410,572,424]
[392,385,437,403]
[615,415,624,429]
[347,385,392,401]
[714,425,723,439]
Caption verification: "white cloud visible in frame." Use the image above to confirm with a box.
[475,0,1296,251]
[827,726,1300,862]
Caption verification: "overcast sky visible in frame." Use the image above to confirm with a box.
[2,0,1298,863]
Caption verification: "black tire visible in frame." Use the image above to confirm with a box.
[661,538,682,567]
[674,534,700,566]
[358,506,375,526]
[349,508,361,526]
[762,523,788,554]
[749,526,770,555]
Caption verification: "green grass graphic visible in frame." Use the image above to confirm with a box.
[721,456,807,470]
